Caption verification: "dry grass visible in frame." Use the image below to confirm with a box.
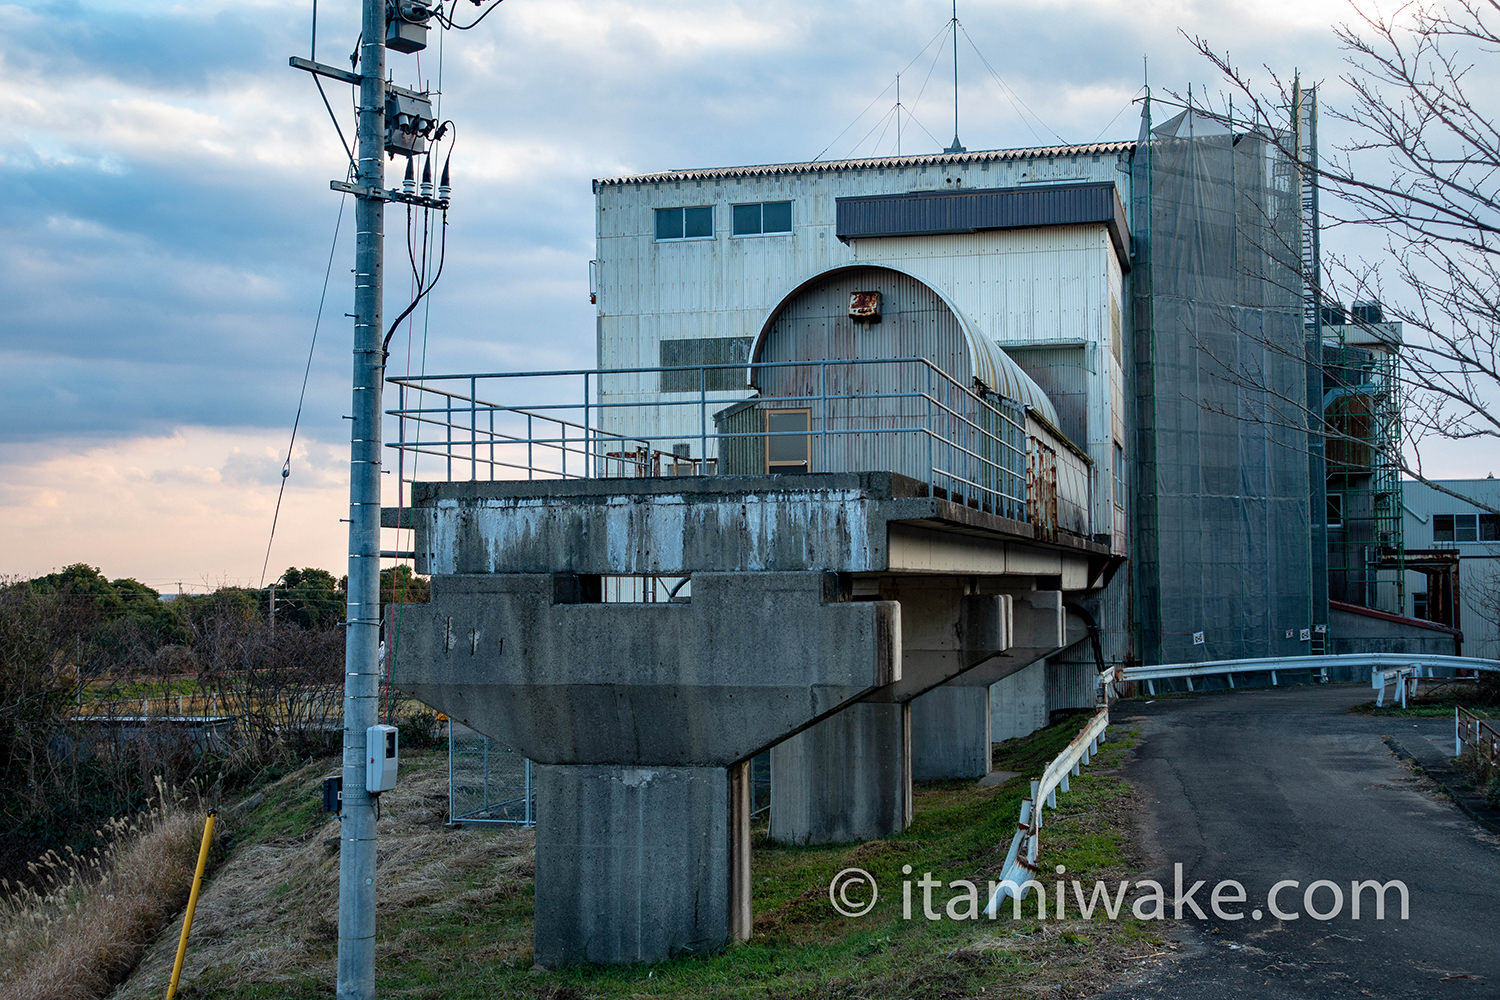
[0,781,208,1000]
[111,752,535,999]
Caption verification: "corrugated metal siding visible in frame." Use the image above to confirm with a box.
[755,267,970,486]
[594,153,1129,457]
[836,182,1130,269]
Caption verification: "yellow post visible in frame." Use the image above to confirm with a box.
[165,809,216,1000]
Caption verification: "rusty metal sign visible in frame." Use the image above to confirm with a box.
[849,290,881,322]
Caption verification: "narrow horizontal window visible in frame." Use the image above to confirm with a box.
[732,200,792,236]
[655,205,714,241]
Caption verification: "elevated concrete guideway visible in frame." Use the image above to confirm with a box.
[392,472,1113,965]
[407,472,1112,584]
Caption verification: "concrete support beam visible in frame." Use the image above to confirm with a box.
[533,763,750,967]
[769,702,911,844]
[910,685,991,779]
[990,659,1049,742]
[393,570,900,965]
[910,590,1067,779]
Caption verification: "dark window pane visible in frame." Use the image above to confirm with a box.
[655,207,682,240]
[1482,514,1500,541]
[1455,514,1478,542]
[1327,493,1342,525]
[761,200,792,233]
[732,204,760,235]
[766,411,809,466]
[683,205,713,238]
[1434,514,1454,542]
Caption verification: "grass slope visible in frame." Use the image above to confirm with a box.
[117,716,1166,1000]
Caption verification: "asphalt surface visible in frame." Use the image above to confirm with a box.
[1095,684,1500,1000]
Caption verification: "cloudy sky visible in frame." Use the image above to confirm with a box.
[0,0,1456,591]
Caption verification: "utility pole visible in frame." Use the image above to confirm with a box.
[338,0,386,996]
[289,3,453,993]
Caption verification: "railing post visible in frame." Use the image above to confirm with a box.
[470,376,477,482]
[527,413,533,480]
[926,365,934,496]
[445,391,453,481]
[583,372,591,478]
[820,361,828,472]
[699,366,708,471]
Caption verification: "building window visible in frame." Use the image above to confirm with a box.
[1413,592,1429,620]
[655,205,713,241]
[1112,442,1125,510]
[1433,512,1500,543]
[732,200,792,236]
[765,409,810,473]
[1327,492,1343,527]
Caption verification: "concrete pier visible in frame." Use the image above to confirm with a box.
[769,702,911,844]
[533,763,750,966]
[392,475,1111,964]
[911,590,1069,778]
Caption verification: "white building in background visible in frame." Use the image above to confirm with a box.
[1403,478,1500,658]
[590,144,1133,549]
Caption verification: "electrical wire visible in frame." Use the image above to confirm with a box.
[432,0,506,31]
[811,20,953,162]
[386,28,447,721]
[958,24,1067,145]
[259,184,350,589]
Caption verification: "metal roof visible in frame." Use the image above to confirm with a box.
[970,337,1060,428]
[836,180,1131,271]
[593,142,1137,189]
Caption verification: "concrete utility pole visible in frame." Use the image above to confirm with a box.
[339,0,386,996]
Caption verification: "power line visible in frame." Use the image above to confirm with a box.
[259,186,350,589]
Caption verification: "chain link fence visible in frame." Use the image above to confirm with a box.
[448,721,535,825]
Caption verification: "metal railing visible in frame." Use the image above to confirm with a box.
[387,357,1033,520]
[1121,653,1500,698]
[986,705,1111,915]
[1455,705,1500,767]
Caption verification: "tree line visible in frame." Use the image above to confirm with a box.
[0,563,431,883]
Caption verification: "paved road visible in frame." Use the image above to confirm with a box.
[1097,685,1500,1000]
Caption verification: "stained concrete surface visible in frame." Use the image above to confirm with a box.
[1099,685,1500,1000]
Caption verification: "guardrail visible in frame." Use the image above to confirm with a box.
[1456,706,1500,766]
[985,704,1111,915]
[1121,653,1500,697]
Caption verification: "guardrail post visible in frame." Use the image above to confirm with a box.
[470,376,478,481]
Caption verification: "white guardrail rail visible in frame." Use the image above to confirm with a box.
[984,669,1118,915]
[1119,653,1500,699]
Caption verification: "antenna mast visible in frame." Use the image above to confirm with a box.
[945,1,966,153]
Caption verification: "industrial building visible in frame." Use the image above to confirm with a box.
[385,98,1445,964]
[1402,478,1500,659]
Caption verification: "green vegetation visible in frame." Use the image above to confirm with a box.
[130,717,1163,1000]
[0,563,429,883]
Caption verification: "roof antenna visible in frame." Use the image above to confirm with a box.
[944,0,966,153]
[896,72,902,156]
